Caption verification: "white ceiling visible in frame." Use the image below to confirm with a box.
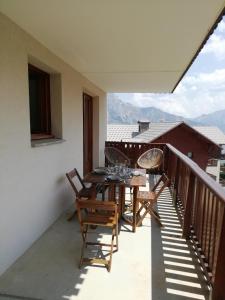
[0,0,225,92]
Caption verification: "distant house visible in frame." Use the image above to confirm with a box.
[193,126,225,153]
[107,121,224,170]
[107,124,139,141]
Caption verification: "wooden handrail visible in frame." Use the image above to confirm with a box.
[106,141,225,299]
[167,144,225,202]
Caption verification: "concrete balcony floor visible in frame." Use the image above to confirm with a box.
[0,180,210,300]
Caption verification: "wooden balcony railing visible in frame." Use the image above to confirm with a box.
[105,141,225,300]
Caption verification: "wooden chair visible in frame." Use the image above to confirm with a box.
[66,168,96,220]
[135,173,169,229]
[76,199,118,272]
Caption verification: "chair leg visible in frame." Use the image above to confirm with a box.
[135,201,148,227]
[102,185,105,201]
[81,224,88,242]
[152,209,160,218]
[136,202,146,216]
[136,202,163,227]
[79,225,89,268]
[107,228,115,272]
[149,208,163,227]
[115,223,119,251]
[136,207,149,227]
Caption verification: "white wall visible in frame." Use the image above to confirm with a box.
[206,162,220,183]
[0,13,107,276]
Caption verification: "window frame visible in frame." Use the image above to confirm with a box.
[28,64,53,140]
[187,152,193,159]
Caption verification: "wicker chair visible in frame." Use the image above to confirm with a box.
[104,147,131,166]
[137,148,163,173]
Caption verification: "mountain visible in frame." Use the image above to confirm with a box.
[107,94,199,126]
[107,95,225,133]
[192,109,225,133]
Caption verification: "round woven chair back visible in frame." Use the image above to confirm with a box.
[104,147,130,166]
[137,148,163,169]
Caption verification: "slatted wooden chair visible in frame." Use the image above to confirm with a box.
[135,173,169,229]
[76,199,118,272]
[66,168,96,220]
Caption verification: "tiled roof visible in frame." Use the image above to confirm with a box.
[130,122,182,143]
[193,126,225,145]
[107,124,139,141]
[107,122,225,146]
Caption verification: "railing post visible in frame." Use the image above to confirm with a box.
[183,171,195,238]
[173,158,180,206]
[163,145,169,174]
[212,209,225,300]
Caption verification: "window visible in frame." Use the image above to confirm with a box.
[28,64,53,140]
[187,152,193,158]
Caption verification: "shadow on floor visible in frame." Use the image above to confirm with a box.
[0,204,151,300]
[0,214,89,300]
[151,187,210,300]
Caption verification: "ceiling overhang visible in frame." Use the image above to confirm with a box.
[0,0,225,93]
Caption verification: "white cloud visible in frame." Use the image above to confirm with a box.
[201,35,225,60]
[183,69,225,88]
[115,68,225,118]
[217,19,225,33]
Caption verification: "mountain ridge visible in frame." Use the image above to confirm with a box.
[107,94,225,133]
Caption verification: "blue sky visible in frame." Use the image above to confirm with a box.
[113,17,225,119]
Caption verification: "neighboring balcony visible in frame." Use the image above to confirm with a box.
[0,142,224,300]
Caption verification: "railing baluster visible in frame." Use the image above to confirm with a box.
[173,157,180,205]
[199,185,206,253]
[211,197,218,277]
[203,188,209,257]
[183,172,195,237]
[194,179,201,240]
[207,192,213,269]
[212,204,225,300]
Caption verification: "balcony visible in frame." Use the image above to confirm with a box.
[0,142,224,300]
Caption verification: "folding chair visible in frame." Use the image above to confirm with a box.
[76,199,118,272]
[66,168,96,220]
[135,173,169,228]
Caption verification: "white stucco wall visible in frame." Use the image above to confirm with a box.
[206,162,220,183]
[0,13,107,276]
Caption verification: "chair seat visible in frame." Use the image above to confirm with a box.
[137,191,156,201]
[78,186,95,198]
[82,213,117,226]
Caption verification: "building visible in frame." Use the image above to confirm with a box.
[193,126,225,151]
[108,121,223,169]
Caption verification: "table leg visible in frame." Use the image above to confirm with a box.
[119,185,125,219]
[133,187,138,232]
[108,184,116,201]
